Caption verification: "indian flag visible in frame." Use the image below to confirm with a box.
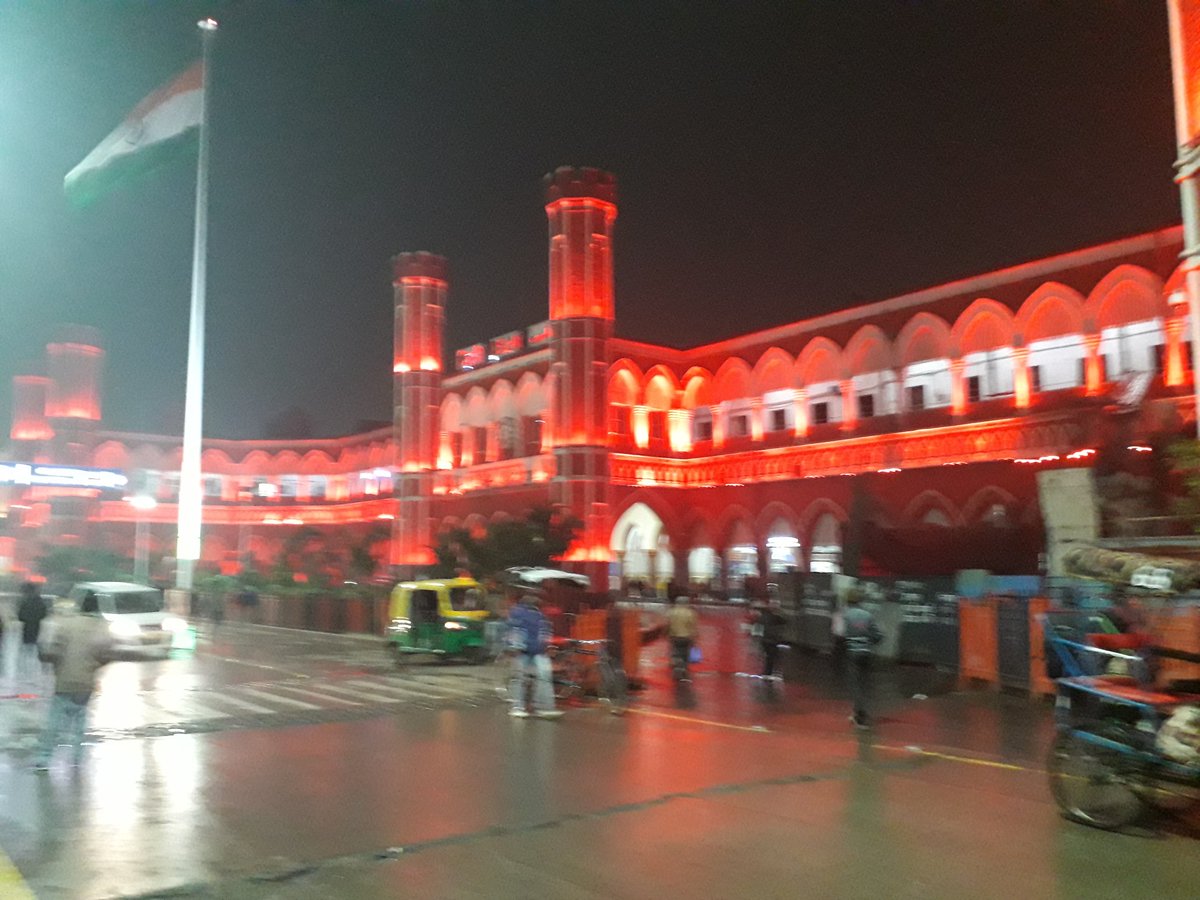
[64,61,203,207]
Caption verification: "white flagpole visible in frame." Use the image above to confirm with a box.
[176,17,218,590]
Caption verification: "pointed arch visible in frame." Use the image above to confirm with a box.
[514,373,547,416]
[712,357,753,403]
[755,500,801,538]
[643,365,680,410]
[842,325,894,376]
[895,312,953,368]
[440,393,463,432]
[901,491,964,528]
[463,386,489,427]
[608,359,643,406]
[1084,265,1167,330]
[750,348,794,396]
[1016,282,1086,344]
[681,367,714,409]
[200,448,235,474]
[961,486,1019,524]
[715,503,757,549]
[795,336,844,386]
[91,440,128,470]
[488,379,517,422]
[951,298,1016,357]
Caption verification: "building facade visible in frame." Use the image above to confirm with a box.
[2,167,1194,592]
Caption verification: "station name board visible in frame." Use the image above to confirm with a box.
[0,462,128,491]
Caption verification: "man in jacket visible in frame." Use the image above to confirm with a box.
[667,596,699,681]
[34,591,114,769]
[17,581,49,688]
[506,592,562,719]
[844,591,883,729]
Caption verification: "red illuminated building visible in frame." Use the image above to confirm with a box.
[2,167,1196,591]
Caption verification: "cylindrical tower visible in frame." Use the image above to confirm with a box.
[45,324,103,421]
[544,167,617,587]
[10,374,53,447]
[390,251,448,573]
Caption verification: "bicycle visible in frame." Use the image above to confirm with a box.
[550,637,629,715]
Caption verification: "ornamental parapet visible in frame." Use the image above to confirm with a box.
[610,414,1086,487]
[433,453,556,495]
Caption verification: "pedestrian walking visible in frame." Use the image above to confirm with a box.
[33,591,114,769]
[667,596,699,681]
[754,596,786,681]
[17,581,49,689]
[844,591,883,729]
[506,591,563,719]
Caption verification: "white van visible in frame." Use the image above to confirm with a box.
[67,581,187,658]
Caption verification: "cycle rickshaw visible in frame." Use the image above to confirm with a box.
[1044,608,1200,829]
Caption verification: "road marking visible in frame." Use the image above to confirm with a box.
[271,684,364,707]
[624,707,772,734]
[872,743,1038,774]
[201,653,312,680]
[345,679,452,701]
[313,683,402,704]
[153,695,232,720]
[204,692,276,715]
[0,843,34,900]
[234,685,321,710]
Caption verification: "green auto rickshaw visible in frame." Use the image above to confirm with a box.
[386,577,492,664]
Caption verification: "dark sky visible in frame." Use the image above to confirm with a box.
[0,1,1180,440]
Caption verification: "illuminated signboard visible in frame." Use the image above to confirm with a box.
[527,321,553,346]
[0,462,128,491]
[455,344,486,371]
[491,330,524,359]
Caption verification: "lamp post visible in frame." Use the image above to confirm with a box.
[1167,1,1200,437]
[128,494,158,583]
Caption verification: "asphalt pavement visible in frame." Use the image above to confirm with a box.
[0,609,1198,899]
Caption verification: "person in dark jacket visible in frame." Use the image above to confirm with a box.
[843,591,883,729]
[506,592,562,719]
[754,597,787,681]
[17,582,49,686]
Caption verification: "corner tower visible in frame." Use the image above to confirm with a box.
[544,167,617,588]
[390,251,447,575]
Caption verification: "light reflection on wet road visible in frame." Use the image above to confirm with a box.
[1,611,1199,898]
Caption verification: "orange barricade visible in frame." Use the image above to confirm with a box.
[958,597,999,686]
[571,609,608,641]
[621,609,641,685]
[1028,598,1055,697]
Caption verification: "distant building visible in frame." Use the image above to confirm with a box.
[2,168,1193,592]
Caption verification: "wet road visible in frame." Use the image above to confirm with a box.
[1,609,1199,898]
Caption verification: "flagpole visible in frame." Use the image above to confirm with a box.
[176,17,218,590]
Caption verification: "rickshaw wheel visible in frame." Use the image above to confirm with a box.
[1048,732,1144,830]
[389,644,411,669]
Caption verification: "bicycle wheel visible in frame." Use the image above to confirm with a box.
[596,659,628,715]
[1047,731,1144,830]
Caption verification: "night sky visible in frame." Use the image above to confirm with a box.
[0,1,1180,441]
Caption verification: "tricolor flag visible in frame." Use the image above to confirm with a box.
[64,61,203,207]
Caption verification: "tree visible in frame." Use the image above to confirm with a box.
[429,506,582,579]
[36,547,130,592]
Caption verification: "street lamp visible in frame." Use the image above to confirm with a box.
[127,494,158,583]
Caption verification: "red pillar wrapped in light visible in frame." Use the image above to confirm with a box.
[545,167,617,586]
[950,358,967,416]
[1083,334,1103,396]
[390,252,448,573]
[840,380,857,431]
[669,408,692,453]
[1165,315,1187,386]
[1013,345,1031,409]
[793,388,808,438]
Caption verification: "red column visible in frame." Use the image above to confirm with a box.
[545,167,617,589]
[390,252,448,574]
